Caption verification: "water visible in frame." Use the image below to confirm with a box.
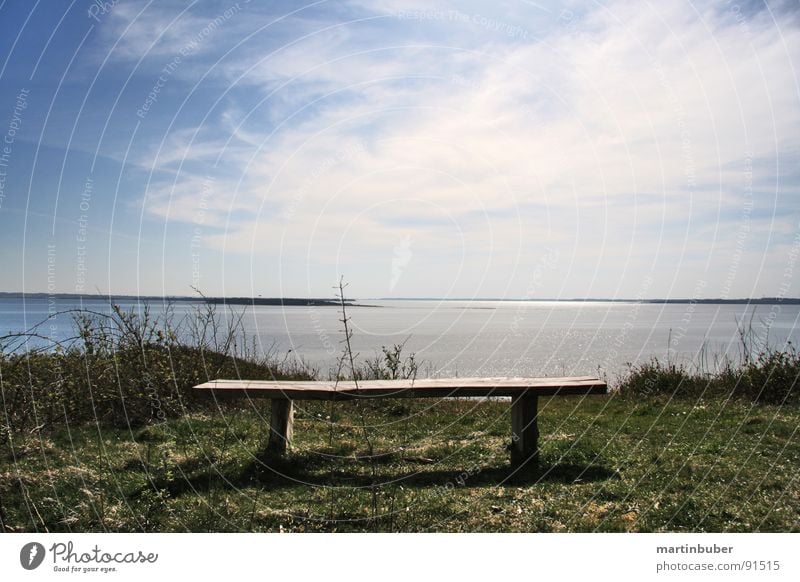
[2,296,799,379]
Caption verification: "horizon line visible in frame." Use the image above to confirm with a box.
[1,291,799,304]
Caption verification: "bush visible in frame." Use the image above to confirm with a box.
[0,301,314,435]
[618,358,703,399]
[739,345,800,405]
[356,343,419,381]
[618,344,800,406]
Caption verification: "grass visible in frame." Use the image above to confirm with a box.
[2,393,798,532]
[1,301,798,532]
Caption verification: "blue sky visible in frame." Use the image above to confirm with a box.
[0,0,798,299]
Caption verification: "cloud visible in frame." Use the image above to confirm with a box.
[133,0,800,296]
[99,0,258,62]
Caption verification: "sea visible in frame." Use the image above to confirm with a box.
[2,296,799,380]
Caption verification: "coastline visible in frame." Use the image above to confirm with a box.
[1,291,799,306]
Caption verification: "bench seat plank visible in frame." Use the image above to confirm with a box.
[194,376,607,400]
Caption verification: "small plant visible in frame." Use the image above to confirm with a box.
[364,343,418,381]
[618,316,799,406]
[327,278,422,531]
[738,342,800,405]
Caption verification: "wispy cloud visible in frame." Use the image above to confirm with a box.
[117,0,800,296]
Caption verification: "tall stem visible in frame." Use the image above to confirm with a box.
[337,277,359,390]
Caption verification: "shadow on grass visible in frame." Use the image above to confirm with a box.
[136,449,617,498]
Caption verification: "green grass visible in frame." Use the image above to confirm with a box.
[2,394,798,532]
[2,302,798,532]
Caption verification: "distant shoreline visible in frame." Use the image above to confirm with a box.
[0,292,367,307]
[1,292,799,306]
[375,297,800,305]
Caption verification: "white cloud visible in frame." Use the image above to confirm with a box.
[137,0,800,297]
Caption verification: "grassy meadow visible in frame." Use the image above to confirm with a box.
[1,303,798,532]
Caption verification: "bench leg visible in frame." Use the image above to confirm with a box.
[510,393,539,470]
[267,398,294,455]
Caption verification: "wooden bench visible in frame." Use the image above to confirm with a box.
[193,376,607,469]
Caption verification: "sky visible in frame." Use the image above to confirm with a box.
[0,0,798,300]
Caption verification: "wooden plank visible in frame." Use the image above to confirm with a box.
[267,398,294,454]
[193,376,607,401]
[510,393,539,470]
